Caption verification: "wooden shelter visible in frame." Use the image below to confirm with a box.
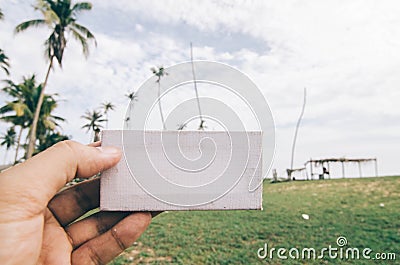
[304,157,378,180]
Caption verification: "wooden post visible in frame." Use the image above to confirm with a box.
[374,159,378,177]
[310,158,313,180]
[341,161,345,178]
[327,162,331,179]
[358,161,362,178]
[305,163,309,180]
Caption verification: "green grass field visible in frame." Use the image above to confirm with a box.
[109,176,399,264]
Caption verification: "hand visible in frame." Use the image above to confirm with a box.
[0,140,152,265]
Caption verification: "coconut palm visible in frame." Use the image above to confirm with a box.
[189,43,205,130]
[124,91,138,125]
[35,92,66,147]
[151,66,168,130]
[0,127,16,163]
[81,109,106,142]
[101,101,115,128]
[0,10,10,76]
[125,91,138,101]
[1,79,32,161]
[1,75,65,160]
[35,131,69,153]
[15,0,96,158]
[1,116,27,163]
[0,49,10,76]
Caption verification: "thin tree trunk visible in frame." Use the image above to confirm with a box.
[94,129,100,142]
[26,57,54,158]
[190,42,204,130]
[157,81,166,130]
[289,87,307,179]
[14,126,23,164]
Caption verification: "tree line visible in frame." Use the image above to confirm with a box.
[1,1,205,165]
[0,0,117,164]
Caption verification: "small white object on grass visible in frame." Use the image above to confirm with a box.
[302,214,310,220]
[379,203,385,207]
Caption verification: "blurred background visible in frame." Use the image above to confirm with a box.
[1,0,399,177]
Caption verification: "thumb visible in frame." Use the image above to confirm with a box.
[0,140,121,217]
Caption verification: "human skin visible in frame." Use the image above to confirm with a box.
[0,140,152,264]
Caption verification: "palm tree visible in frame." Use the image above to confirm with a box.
[15,0,96,158]
[35,131,68,153]
[289,88,307,180]
[0,127,16,164]
[1,116,27,163]
[0,9,10,76]
[190,43,205,130]
[1,79,31,162]
[124,91,138,125]
[35,93,66,147]
[81,109,106,142]
[0,49,10,76]
[125,91,138,101]
[151,66,168,130]
[101,101,115,128]
[1,75,65,160]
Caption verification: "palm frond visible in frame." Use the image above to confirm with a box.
[81,109,107,133]
[35,0,60,24]
[0,49,10,75]
[101,101,116,113]
[0,127,16,149]
[72,2,92,14]
[70,28,89,56]
[71,22,96,44]
[51,115,65,122]
[14,19,48,33]
[1,66,9,75]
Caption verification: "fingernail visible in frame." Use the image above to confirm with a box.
[99,146,121,155]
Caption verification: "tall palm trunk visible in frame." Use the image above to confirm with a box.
[94,129,100,142]
[26,56,54,158]
[289,87,306,179]
[190,43,204,130]
[157,81,166,130]
[14,125,23,164]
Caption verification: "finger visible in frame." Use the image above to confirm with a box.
[66,211,130,249]
[88,141,101,147]
[71,212,152,265]
[48,178,100,227]
[0,140,121,216]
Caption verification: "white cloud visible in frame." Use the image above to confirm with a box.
[135,23,144,32]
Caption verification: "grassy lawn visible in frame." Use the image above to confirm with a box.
[109,176,399,264]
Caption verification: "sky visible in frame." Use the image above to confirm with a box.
[0,0,399,177]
